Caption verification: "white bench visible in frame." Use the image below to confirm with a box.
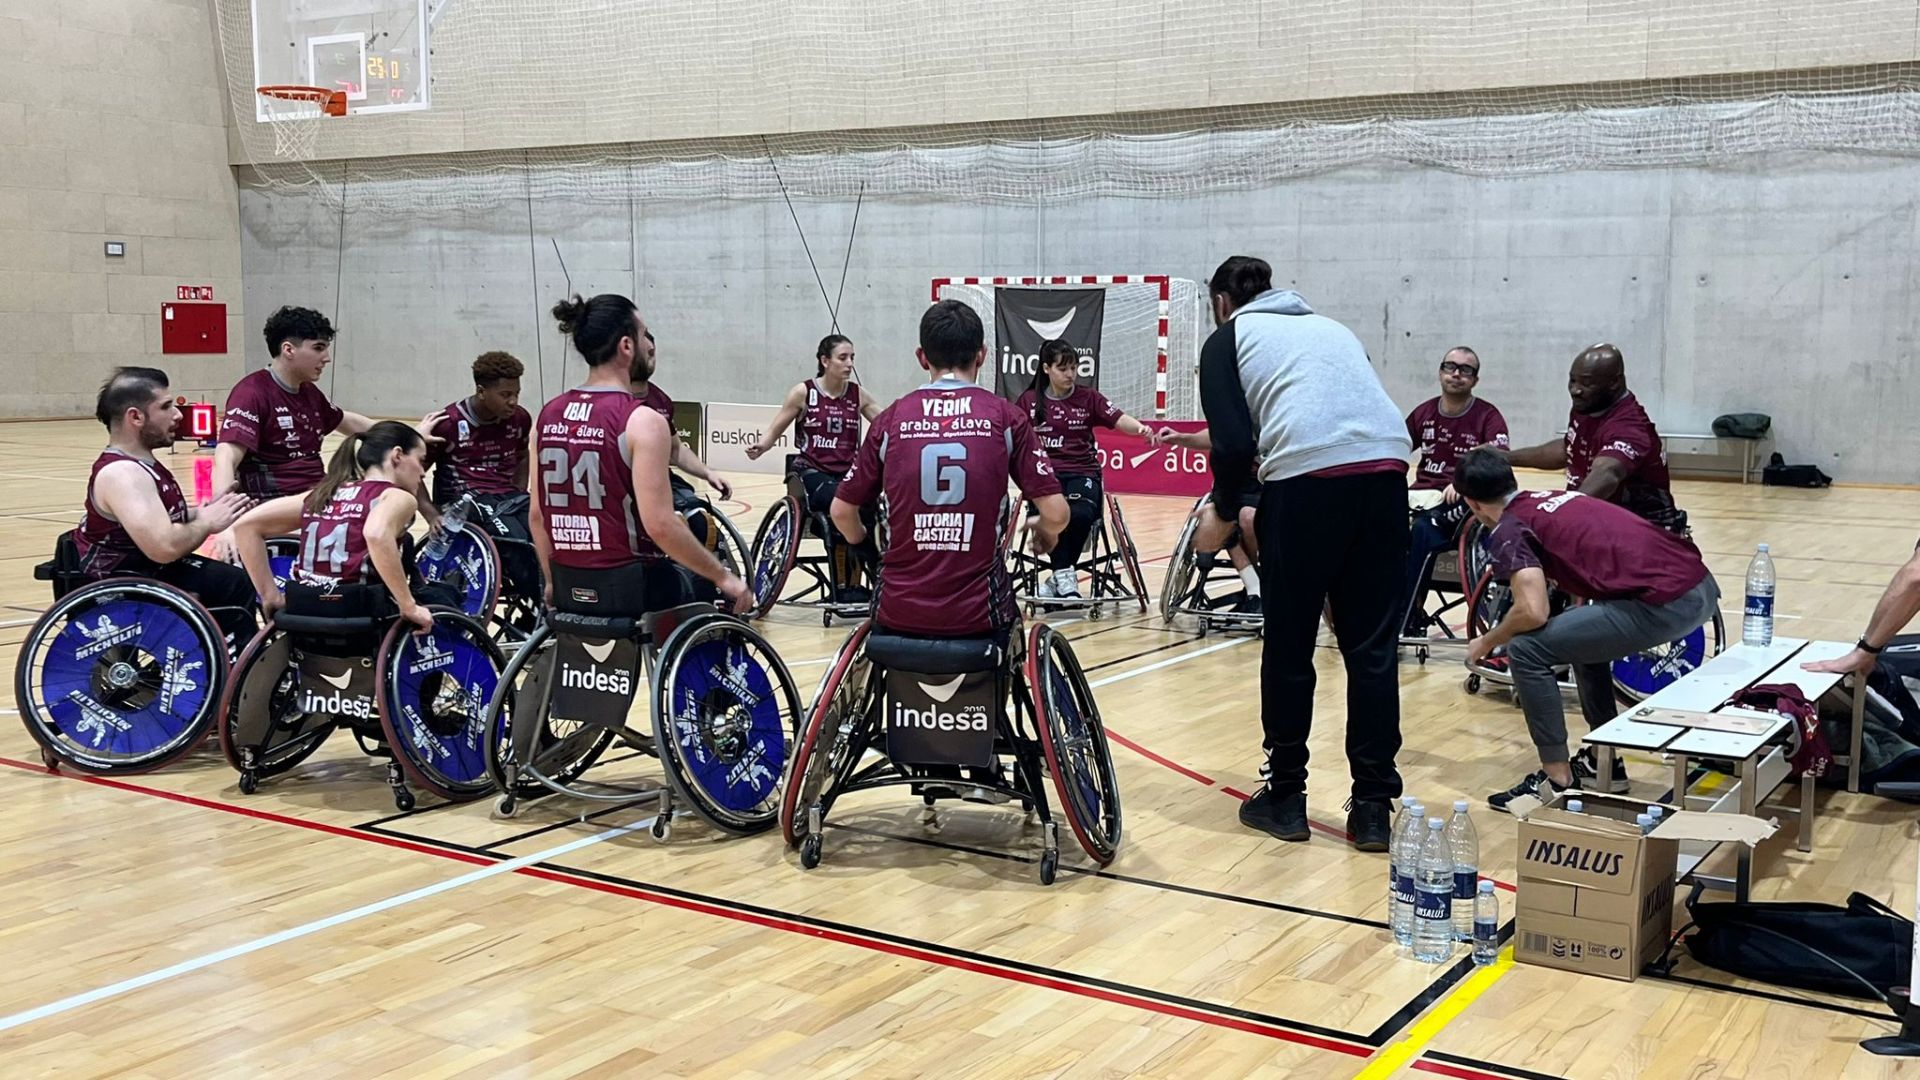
[1583,637,1859,900]
[1663,431,1767,485]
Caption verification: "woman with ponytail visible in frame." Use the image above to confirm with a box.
[1012,339,1156,600]
[746,333,883,603]
[232,420,438,633]
[530,293,751,617]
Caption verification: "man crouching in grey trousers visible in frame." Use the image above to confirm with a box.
[1455,448,1721,813]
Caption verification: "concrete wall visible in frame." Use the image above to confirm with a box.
[239,150,1919,483]
[0,0,244,417]
[223,0,1920,164]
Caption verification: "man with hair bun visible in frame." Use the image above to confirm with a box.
[1197,255,1411,854]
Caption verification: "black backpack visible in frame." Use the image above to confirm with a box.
[1678,891,1910,1002]
[1762,452,1833,488]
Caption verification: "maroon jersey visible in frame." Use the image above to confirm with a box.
[635,382,673,424]
[1564,391,1677,526]
[1406,397,1509,490]
[428,398,531,503]
[796,379,863,475]
[1486,490,1708,604]
[837,377,1062,636]
[293,479,397,588]
[536,387,661,570]
[219,369,346,499]
[75,450,188,578]
[1015,385,1125,476]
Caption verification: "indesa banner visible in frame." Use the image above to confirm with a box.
[992,287,1104,402]
[1094,422,1213,498]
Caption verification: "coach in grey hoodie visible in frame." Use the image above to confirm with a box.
[1197,255,1411,853]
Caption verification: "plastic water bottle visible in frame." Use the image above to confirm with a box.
[422,500,469,563]
[1390,800,1425,945]
[1744,543,1776,646]
[1447,800,1479,942]
[1635,812,1654,835]
[1412,818,1456,963]
[1472,880,1499,966]
[1566,799,1584,814]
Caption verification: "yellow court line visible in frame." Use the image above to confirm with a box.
[1350,947,1515,1079]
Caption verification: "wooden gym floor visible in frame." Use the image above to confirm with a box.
[0,418,1916,1079]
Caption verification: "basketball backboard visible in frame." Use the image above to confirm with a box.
[252,0,431,120]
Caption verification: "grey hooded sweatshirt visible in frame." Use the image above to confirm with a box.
[1198,289,1410,510]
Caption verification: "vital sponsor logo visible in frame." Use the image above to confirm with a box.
[1522,837,1625,877]
[74,614,141,660]
[66,690,132,746]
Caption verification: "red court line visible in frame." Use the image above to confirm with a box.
[0,755,1375,1058]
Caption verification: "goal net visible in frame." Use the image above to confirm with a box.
[932,277,1207,421]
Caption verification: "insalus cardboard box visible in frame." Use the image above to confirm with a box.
[1512,792,1680,981]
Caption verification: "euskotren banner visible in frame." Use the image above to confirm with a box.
[992,288,1104,402]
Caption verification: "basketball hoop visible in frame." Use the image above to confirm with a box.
[255,86,346,161]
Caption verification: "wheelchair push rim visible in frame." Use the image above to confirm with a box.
[15,579,229,774]
[652,612,803,834]
[215,625,337,780]
[377,608,507,802]
[1106,495,1150,615]
[746,496,802,620]
[780,618,873,848]
[482,624,618,798]
[1028,623,1122,866]
[1158,512,1202,624]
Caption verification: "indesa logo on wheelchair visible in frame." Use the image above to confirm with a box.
[559,659,631,697]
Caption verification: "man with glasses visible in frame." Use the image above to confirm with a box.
[1402,347,1508,634]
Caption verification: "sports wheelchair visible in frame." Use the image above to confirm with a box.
[1455,520,1725,701]
[747,456,880,626]
[1398,500,1472,663]
[778,619,1122,884]
[414,493,544,643]
[15,532,253,774]
[482,598,803,839]
[1159,495,1263,637]
[216,593,506,812]
[1000,493,1150,619]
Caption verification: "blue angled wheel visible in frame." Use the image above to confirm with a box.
[1030,622,1122,866]
[651,613,803,834]
[414,528,502,622]
[377,610,506,801]
[265,535,301,596]
[1612,611,1724,701]
[14,579,228,773]
[745,497,800,620]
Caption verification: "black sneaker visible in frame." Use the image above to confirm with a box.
[1346,798,1392,852]
[1234,593,1263,616]
[1572,747,1630,794]
[1488,769,1577,814]
[1238,787,1309,841]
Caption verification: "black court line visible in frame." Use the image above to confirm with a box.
[352,794,472,830]
[363,810,1493,1051]
[1647,971,1895,1023]
[476,796,657,851]
[1362,920,1516,1046]
[1421,1050,1568,1080]
[305,814,1382,1050]
[1081,639,1190,673]
[827,822,1390,930]
[1066,617,1168,640]
[536,855,1381,1050]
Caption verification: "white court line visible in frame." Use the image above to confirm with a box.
[0,814,654,1034]
[1088,636,1252,689]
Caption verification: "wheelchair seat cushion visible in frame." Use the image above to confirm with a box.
[274,611,383,635]
[865,632,1002,675]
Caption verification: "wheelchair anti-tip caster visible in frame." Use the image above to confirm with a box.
[39,746,59,772]
[650,814,671,842]
[237,770,258,795]
[800,832,823,869]
[495,794,517,818]
[1464,673,1482,694]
